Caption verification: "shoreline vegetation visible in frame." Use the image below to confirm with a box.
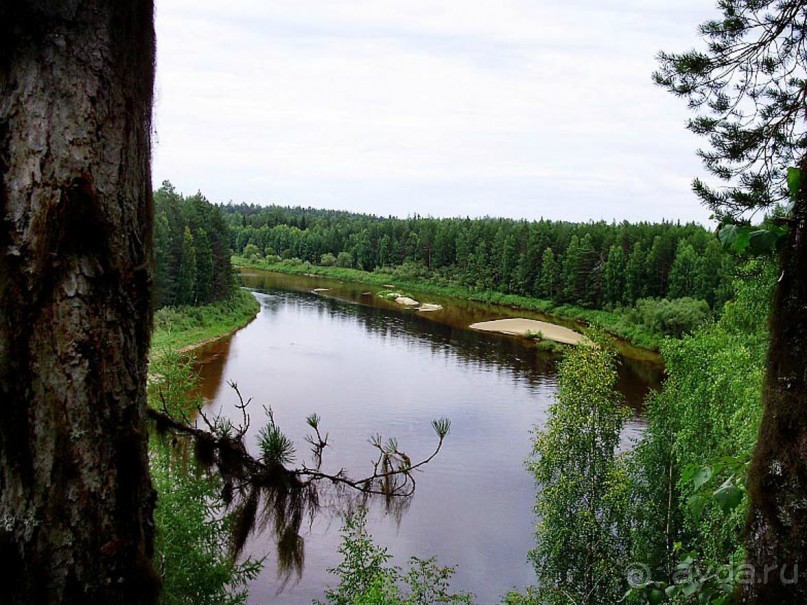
[150,287,260,355]
[233,256,665,352]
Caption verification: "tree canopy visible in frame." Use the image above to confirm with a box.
[224,204,735,310]
[654,0,806,220]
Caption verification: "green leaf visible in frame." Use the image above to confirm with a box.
[747,229,778,256]
[681,580,701,596]
[714,484,744,513]
[718,224,738,250]
[648,588,665,604]
[687,494,709,523]
[733,226,751,253]
[787,167,801,199]
[691,465,713,491]
[681,464,697,483]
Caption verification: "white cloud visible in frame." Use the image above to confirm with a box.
[153,0,717,223]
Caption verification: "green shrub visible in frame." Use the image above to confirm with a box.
[318,508,473,605]
[627,262,774,597]
[320,252,338,266]
[630,297,711,338]
[149,355,263,604]
[336,251,354,268]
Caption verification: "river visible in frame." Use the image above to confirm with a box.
[193,269,663,604]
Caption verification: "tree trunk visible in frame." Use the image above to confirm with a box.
[744,159,807,602]
[0,2,158,603]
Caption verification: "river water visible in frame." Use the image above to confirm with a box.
[194,270,663,604]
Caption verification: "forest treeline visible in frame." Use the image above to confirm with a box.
[221,203,735,311]
[154,182,234,308]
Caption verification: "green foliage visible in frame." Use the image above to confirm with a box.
[243,243,261,260]
[320,252,338,266]
[149,355,263,605]
[318,508,473,605]
[625,241,648,304]
[629,297,711,338]
[602,244,626,306]
[654,0,805,219]
[222,204,734,313]
[525,337,631,604]
[626,262,774,600]
[154,181,235,308]
[257,408,297,467]
[667,242,700,300]
[151,441,262,605]
[151,287,259,353]
[717,221,789,257]
[177,226,197,306]
[336,251,354,268]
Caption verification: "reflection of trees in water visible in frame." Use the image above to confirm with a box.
[296,290,557,389]
[151,371,446,588]
[259,288,660,407]
[184,284,661,585]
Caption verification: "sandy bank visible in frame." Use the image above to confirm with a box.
[469,318,590,345]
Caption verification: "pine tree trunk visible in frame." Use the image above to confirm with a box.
[0,2,158,603]
[744,159,807,602]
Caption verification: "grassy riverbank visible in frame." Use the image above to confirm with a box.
[234,257,663,351]
[150,287,260,354]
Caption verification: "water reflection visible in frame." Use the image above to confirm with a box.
[193,271,664,604]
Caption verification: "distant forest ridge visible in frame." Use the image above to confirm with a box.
[218,200,735,310]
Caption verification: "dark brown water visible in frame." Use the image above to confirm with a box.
[194,270,663,604]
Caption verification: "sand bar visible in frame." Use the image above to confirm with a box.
[417,303,443,312]
[395,296,420,307]
[469,318,589,345]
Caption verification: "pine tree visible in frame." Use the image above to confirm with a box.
[177,227,197,305]
[625,242,646,305]
[0,2,159,601]
[562,235,582,303]
[538,247,560,300]
[578,233,598,307]
[194,228,214,304]
[667,241,702,300]
[602,245,626,307]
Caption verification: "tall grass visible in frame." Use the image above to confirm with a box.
[151,288,260,354]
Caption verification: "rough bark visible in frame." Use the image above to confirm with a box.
[744,157,807,602]
[0,2,158,604]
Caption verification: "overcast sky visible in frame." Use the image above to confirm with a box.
[152,1,718,224]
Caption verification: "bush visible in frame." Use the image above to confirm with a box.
[320,252,337,267]
[149,356,262,604]
[317,508,473,604]
[242,243,261,261]
[336,251,353,268]
[631,297,711,338]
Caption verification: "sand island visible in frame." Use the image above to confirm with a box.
[469,318,590,346]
